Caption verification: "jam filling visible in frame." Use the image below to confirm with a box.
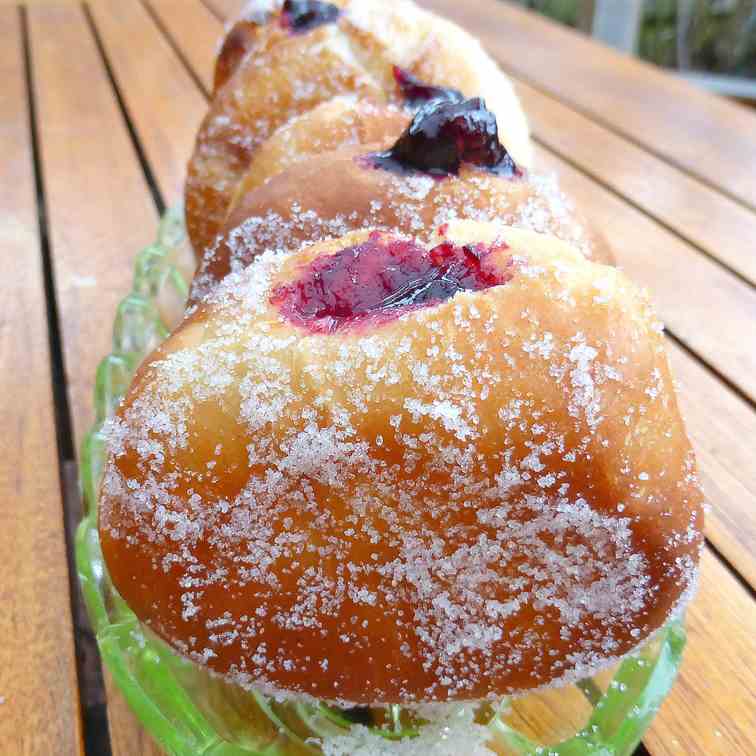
[271,232,512,333]
[392,66,464,108]
[365,97,520,178]
[280,0,341,33]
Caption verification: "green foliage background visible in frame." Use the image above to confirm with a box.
[512,0,756,77]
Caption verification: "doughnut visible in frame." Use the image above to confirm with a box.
[227,96,410,213]
[99,221,703,705]
[185,0,533,256]
[188,98,610,305]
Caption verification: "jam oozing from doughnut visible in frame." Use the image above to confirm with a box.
[365,97,520,178]
[392,65,464,108]
[280,0,341,33]
[272,232,511,332]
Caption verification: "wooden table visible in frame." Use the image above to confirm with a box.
[2,1,754,754]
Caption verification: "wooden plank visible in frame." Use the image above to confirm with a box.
[202,0,244,21]
[0,8,83,753]
[28,2,157,447]
[514,78,756,287]
[420,0,756,212]
[145,0,219,95]
[531,145,756,585]
[88,0,208,205]
[27,5,163,754]
[534,144,756,404]
[646,549,756,755]
[667,341,756,589]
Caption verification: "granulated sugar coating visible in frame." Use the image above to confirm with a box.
[189,146,611,306]
[315,704,493,754]
[99,223,703,705]
[185,0,533,256]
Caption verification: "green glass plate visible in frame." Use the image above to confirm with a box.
[75,207,686,756]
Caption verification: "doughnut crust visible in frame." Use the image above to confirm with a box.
[189,142,611,305]
[99,223,702,705]
[185,0,532,256]
[227,97,410,217]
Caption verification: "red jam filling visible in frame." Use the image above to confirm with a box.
[271,232,512,333]
[280,0,341,33]
[364,97,521,178]
[392,66,464,108]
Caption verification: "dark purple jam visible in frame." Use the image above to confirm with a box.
[280,0,341,33]
[271,232,512,333]
[392,66,464,108]
[365,97,520,178]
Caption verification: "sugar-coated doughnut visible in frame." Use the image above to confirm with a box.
[189,98,610,305]
[99,221,702,705]
[227,97,410,216]
[185,0,532,256]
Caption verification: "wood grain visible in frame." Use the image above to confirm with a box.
[646,549,756,755]
[27,2,157,448]
[667,341,756,589]
[88,0,209,205]
[515,78,756,287]
[144,0,220,95]
[202,0,244,22]
[27,5,163,754]
[18,0,753,753]
[532,146,756,582]
[0,7,83,753]
[420,0,756,212]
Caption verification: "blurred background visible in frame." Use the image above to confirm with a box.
[510,0,756,102]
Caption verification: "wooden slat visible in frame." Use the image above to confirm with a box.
[27,5,163,754]
[0,8,83,753]
[514,78,756,287]
[532,146,756,583]
[202,0,243,21]
[420,0,756,212]
[646,549,756,755]
[667,342,756,589]
[28,2,157,447]
[88,0,208,205]
[535,144,756,403]
[144,0,220,96]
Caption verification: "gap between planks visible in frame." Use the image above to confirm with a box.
[21,4,117,755]
[0,5,84,754]
[25,3,165,754]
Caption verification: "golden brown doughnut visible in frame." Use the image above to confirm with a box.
[99,221,702,705]
[227,97,410,216]
[212,18,259,95]
[185,0,532,256]
[188,97,610,306]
